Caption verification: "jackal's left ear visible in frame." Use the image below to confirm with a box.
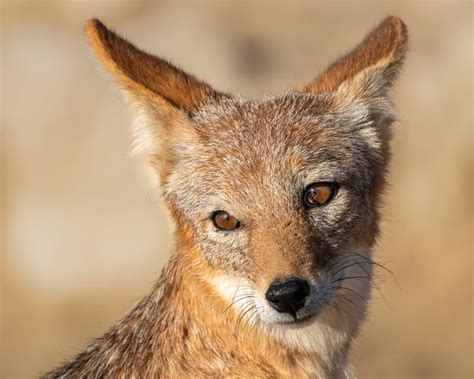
[302,16,408,124]
[86,19,225,156]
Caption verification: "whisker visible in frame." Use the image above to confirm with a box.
[326,254,358,273]
[336,292,359,310]
[349,252,400,288]
[338,299,357,318]
[333,285,367,302]
[225,294,254,313]
[331,275,370,284]
[224,286,241,313]
[322,294,344,320]
[248,308,260,328]
[234,302,256,338]
[350,258,391,309]
[330,261,369,277]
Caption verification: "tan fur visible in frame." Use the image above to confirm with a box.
[45,17,408,378]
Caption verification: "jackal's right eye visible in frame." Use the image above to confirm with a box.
[211,211,241,231]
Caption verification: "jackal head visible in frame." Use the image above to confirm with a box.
[86,17,407,347]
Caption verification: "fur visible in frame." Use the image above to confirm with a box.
[44,16,408,378]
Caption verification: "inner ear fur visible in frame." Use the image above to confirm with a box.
[85,19,225,115]
[301,16,408,96]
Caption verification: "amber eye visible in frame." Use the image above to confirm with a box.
[211,210,241,231]
[303,182,338,208]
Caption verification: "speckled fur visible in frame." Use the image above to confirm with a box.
[44,17,407,378]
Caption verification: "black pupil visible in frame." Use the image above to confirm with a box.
[221,213,230,222]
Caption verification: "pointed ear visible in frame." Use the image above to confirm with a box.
[85,19,225,155]
[302,16,408,97]
[301,16,408,154]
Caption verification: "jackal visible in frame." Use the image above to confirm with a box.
[45,16,407,378]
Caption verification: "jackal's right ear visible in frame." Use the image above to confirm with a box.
[86,19,224,155]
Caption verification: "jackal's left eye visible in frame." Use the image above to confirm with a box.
[303,182,338,208]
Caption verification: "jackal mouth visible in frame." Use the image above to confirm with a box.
[256,294,329,326]
[277,312,319,326]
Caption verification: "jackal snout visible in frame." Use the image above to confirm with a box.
[265,277,310,319]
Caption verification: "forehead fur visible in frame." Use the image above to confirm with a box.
[162,93,381,211]
[195,94,376,175]
[193,92,370,137]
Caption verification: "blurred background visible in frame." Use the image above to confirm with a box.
[1,1,472,378]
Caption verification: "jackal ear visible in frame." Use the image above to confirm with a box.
[85,19,224,155]
[301,16,407,121]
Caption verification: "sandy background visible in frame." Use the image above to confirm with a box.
[1,1,472,378]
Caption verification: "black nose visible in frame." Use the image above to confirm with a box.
[265,278,310,319]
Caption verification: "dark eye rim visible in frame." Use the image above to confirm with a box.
[303,182,339,208]
[210,210,242,231]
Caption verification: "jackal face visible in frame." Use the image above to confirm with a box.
[87,17,407,332]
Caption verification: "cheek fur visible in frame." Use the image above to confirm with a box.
[195,224,252,274]
[308,188,374,249]
[208,274,257,313]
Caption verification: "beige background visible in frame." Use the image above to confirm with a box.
[1,1,472,378]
